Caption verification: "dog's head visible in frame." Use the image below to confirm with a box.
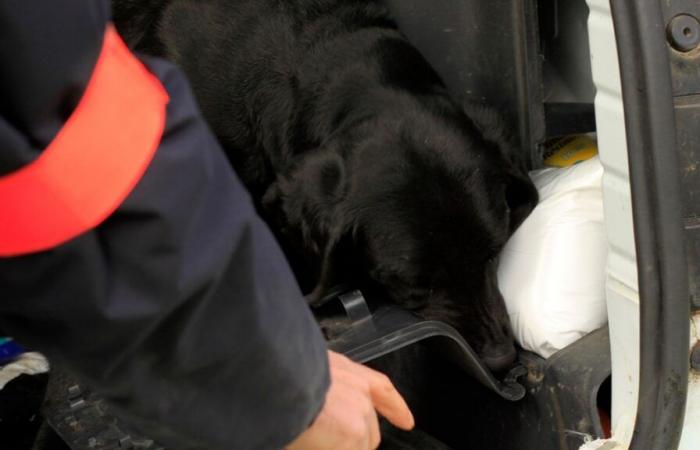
[265,101,538,371]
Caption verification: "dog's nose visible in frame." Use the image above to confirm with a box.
[481,342,517,372]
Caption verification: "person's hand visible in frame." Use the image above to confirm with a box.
[286,351,414,450]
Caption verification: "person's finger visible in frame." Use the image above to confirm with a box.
[367,404,381,449]
[367,374,414,430]
[331,364,370,394]
[327,350,355,370]
[328,351,415,431]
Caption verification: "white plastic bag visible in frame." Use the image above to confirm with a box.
[498,156,607,358]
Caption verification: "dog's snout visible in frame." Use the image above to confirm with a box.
[481,341,517,372]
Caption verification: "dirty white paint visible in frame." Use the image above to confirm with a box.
[584,1,700,449]
[584,2,639,447]
[579,414,634,450]
[678,316,700,449]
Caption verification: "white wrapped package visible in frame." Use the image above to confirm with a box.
[498,156,607,358]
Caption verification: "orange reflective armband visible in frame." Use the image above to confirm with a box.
[0,25,169,257]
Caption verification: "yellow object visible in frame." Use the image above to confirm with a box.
[543,135,598,167]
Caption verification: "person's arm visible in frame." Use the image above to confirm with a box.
[0,3,414,449]
[0,2,329,448]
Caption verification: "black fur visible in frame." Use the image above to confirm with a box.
[111,0,538,370]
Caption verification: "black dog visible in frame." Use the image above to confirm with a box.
[112,0,538,371]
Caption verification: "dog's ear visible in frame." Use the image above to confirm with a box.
[307,230,357,305]
[263,149,348,229]
[263,149,355,302]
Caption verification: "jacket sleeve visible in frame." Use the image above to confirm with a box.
[0,2,330,449]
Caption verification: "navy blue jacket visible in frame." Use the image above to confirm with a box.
[0,1,329,448]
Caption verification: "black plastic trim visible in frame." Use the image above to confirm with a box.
[610,1,690,449]
[543,102,596,138]
[325,291,527,401]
